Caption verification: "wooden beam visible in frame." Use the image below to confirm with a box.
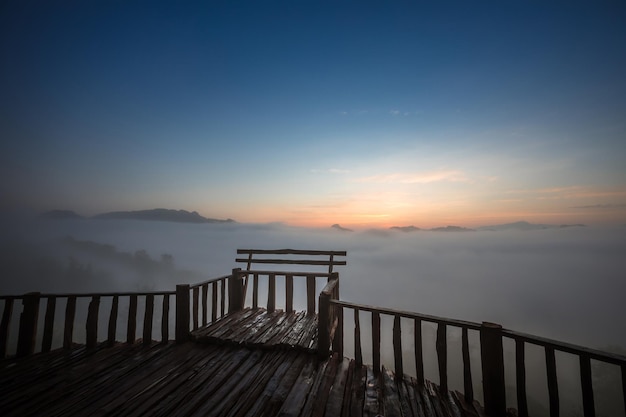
[86,295,100,349]
[143,294,154,345]
[235,258,346,266]
[462,327,473,404]
[436,323,447,393]
[516,339,528,417]
[42,296,56,353]
[63,295,76,349]
[546,346,559,417]
[201,284,208,326]
[414,318,424,386]
[220,279,225,317]
[335,304,343,357]
[480,322,506,417]
[211,281,218,321]
[127,295,137,344]
[393,315,403,379]
[354,308,362,366]
[579,354,595,417]
[228,268,243,313]
[285,274,293,313]
[175,284,190,343]
[252,273,258,309]
[237,248,346,256]
[192,286,199,330]
[17,292,40,357]
[161,294,169,343]
[0,298,14,358]
[267,273,276,313]
[622,364,626,416]
[306,275,315,315]
[318,289,330,359]
[108,295,118,346]
[372,311,381,375]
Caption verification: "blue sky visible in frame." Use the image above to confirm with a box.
[1,1,625,227]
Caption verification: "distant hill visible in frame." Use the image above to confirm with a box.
[331,224,353,232]
[478,221,586,231]
[93,209,234,224]
[389,226,420,232]
[430,225,475,232]
[40,210,84,219]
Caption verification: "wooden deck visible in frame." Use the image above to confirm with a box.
[0,340,491,417]
[0,306,502,417]
[191,308,319,352]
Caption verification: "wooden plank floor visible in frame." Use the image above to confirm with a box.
[0,341,494,417]
[191,308,319,352]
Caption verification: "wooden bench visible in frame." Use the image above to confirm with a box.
[233,249,346,315]
[236,248,346,274]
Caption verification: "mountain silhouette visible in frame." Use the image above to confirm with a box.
[40,210,84,219]
[93,209,234,224]
[331,224,353,232]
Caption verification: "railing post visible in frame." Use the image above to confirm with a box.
[480,322,506,417]
[17,292,41,358]
[175,284,190,343]
[229,268,244,313]
[0,298,14,358]
[86,295,100,349]
[318,290,330,359]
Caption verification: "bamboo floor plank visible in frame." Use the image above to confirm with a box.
[192,308,319,352]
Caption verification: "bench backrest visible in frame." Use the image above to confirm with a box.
[236,249,346,274]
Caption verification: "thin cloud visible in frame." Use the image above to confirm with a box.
[310,168,350,174]
[355,170,471,184]
[505,186,626,200]
[571,203,626,209]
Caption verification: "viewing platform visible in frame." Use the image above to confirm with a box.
[1,249,625,416]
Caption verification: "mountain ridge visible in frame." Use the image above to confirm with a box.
[42,208,234,224]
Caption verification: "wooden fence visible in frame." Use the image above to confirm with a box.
[0,272,237,358]
[0,290,175,358]
[233,268,337,315]
[319,299,626,417]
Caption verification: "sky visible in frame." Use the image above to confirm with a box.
[1,1,625,228]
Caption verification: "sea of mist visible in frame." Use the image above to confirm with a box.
[1,217,625,416]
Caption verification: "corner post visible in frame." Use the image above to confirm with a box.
[480,321,506,417]
[229,268,244,313]
[17,292,41,357]
[318,290,330,359]
[175,284,190,343]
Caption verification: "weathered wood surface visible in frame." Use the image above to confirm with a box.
[0,341,505,417]
[191,308,319,353]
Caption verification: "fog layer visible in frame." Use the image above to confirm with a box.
[3,218,625,350]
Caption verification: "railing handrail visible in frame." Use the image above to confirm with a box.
[1,291,176,300]
[189,274,231,289]
[330,299,482,330]
[502,328,626,365]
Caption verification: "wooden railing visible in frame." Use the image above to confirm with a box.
[0,273,237,358]
[232,268,336,315]
[189,274,231,331]
[500,328,626,417]
[0,290,176,358]
[321,300,626,417]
